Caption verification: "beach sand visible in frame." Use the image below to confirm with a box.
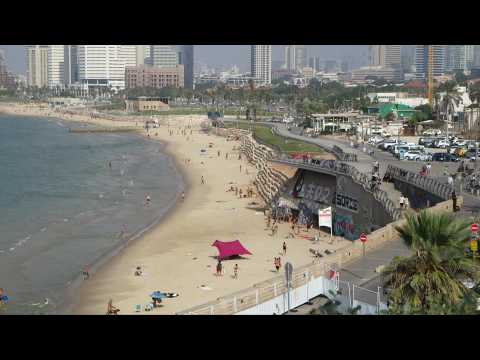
[0,102,350,314]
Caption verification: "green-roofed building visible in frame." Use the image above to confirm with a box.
[378,103,416,119]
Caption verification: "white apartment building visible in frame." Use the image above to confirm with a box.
[47,45,65,88]
[76,45,137,90]
[250,45,272,85]
[26,45,49,87]
[151,45,179,68]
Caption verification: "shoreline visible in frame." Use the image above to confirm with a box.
[1,102,351,315]
[0,104,191,314]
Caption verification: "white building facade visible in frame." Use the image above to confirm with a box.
[26,45,49,88]
[250,45,272,85]
[76,45,137,90]
[47,45,65,88]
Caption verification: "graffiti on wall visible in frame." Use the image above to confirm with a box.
[292,170,334,204]
[334,213,358,240]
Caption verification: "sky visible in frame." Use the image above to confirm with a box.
[0,45,370,75]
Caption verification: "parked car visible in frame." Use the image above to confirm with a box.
[368,135,384,145]
[432,153,460,162]
[381,139,400,150]
[404,150,432,161]
[465,150,477,161]
[434,139,450,148]
[423,129,442,136]
[419,137,435,146]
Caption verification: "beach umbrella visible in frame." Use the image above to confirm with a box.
[150,291,167,300]
[150,291,179,300]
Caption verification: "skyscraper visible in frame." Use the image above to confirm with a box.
[250,45,272,85]
[446,45,475,72]
[76,45,137,90]
[64,45,78,86]
[178,45,194,89]
[369,45,401,69]
[47,45,65,88]
[26,45,48,87]
[136,45,151,66]
[295,45,307,71]
[415,45,447,79]
[284,45,296,72]
[151,45,179,68]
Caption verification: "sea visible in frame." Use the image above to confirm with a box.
[0,114,183,314]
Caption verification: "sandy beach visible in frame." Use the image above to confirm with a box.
[0,102,350,314]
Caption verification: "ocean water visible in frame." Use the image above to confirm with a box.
[0,115,183,314]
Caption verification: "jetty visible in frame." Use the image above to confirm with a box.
[68,126,142,133]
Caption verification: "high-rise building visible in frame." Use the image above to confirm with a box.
[446,45,475,72]
[295,45,307,72]
[341,60,349,73]
[369,45,401,69]
[178,45,194,89]
[401,45,415,73]
[250,45,272,85]
[76,45,137,90]
[308,56,321,72]
[47,45,65,88]
[474,45,480,67]
[26,45,49,87]
[151,45,179,68]
[415,45,447,79]
[284,45,296,72]
[0,49,16,89]
[135,45,152,66]
[64,45,78,86]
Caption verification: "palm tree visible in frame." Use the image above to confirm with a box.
[439,82,461,134]
[382,211,478,314]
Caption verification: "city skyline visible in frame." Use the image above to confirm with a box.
[1,45,372,75]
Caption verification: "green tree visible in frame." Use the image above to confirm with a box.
[383,211,478,314]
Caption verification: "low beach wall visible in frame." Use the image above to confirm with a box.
[177,198,460,315]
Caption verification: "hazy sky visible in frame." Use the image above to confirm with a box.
[0,45,369,74]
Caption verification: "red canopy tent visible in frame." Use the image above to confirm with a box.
[212,240,252,260]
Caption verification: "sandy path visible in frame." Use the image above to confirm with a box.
[0,102,349,314]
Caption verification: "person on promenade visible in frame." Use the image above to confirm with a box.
[108,161,112,169]
[216,260,223,276]
[107,299,120,315]
[399,195,405,209]
[404,197,410,209]
[82,265,90,280]
[283,241,287,255]
[274,257,280,272]
[145,194,151,206]
[201,176,205,184]
[233,264,239,279]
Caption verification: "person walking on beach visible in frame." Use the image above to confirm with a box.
[201,176,205,184]
[283,241,287,255]
[218,150,220,157]
[216,260,223,276]
[181,191,185,202]
[399,195,405,209]
[233,264,239,279]
[225,153,228,160]
[107,299,120,315]
[240,164,242,173]
[274,257,280,272]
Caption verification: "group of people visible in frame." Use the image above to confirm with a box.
[399,195,410,209]
[419,163,432,176]
[215,260,239,279]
